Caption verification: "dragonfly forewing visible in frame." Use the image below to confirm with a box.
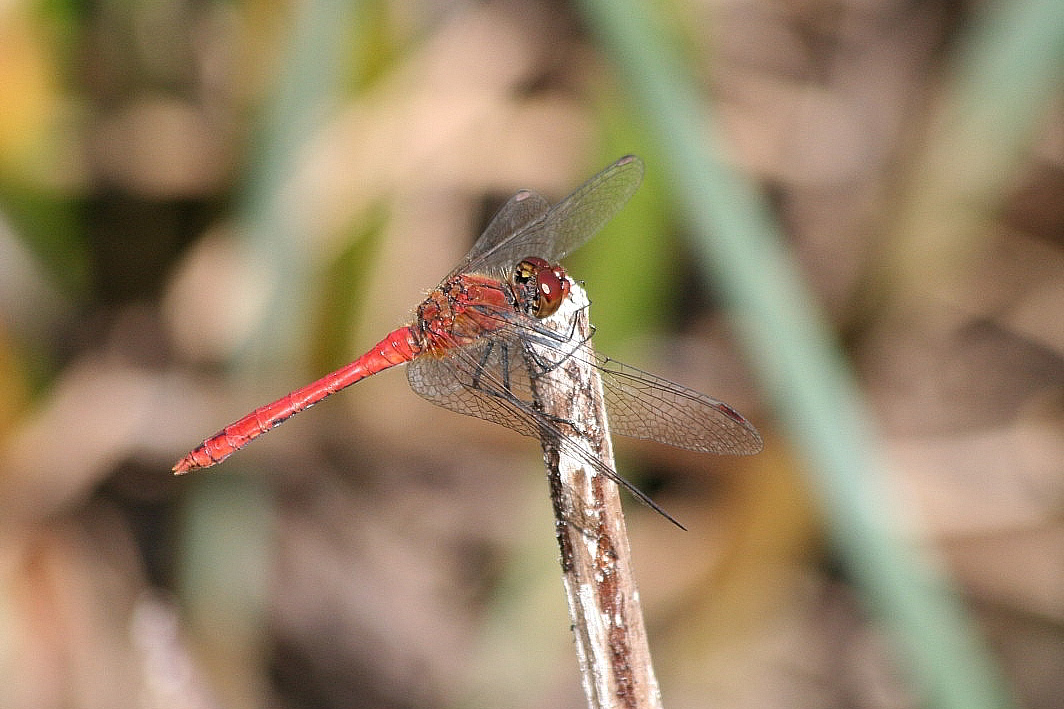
[458,155,644,277]
[445,189,550,281]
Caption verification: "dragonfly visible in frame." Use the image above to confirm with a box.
[173,156,763,526]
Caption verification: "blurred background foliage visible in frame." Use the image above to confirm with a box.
[0,0,1061,708]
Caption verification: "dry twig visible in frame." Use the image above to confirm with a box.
[528,283,664,709]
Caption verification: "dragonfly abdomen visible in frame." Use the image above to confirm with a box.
[173,326,422,473]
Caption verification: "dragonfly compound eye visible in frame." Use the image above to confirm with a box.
[535,265,569,318]
[514,257,569,318]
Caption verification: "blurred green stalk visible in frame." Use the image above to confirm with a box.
[239,0,360,367]
[575,0,1055,708]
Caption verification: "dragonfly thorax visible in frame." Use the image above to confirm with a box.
[512,257,570,319]
[414,274,514,355]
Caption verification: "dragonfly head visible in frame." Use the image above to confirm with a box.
[513,257,570,319]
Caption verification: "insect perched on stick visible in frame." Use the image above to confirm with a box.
[174,156,763,527]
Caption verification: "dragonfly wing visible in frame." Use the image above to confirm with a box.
[406,334,541,439]
[446,189,551,281]
[406,331,688,527]
[460,155,644,276]
[594,356,764,455]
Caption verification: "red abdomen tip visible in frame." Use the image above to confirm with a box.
[172,445,216,474]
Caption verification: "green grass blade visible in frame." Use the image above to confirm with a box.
[577,1,1025,708]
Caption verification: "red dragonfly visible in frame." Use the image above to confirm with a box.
[174,156,762,525]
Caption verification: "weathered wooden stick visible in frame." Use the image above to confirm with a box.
[528,283,664,709]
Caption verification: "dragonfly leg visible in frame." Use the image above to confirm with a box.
[539,409,585,433]
[513,309,596,380]
[521,329,594,377]
[466,340,588,435]
[527,309,590,348]
[470,338,519,399]
[500,341,512,393]
[470,339,496,390]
